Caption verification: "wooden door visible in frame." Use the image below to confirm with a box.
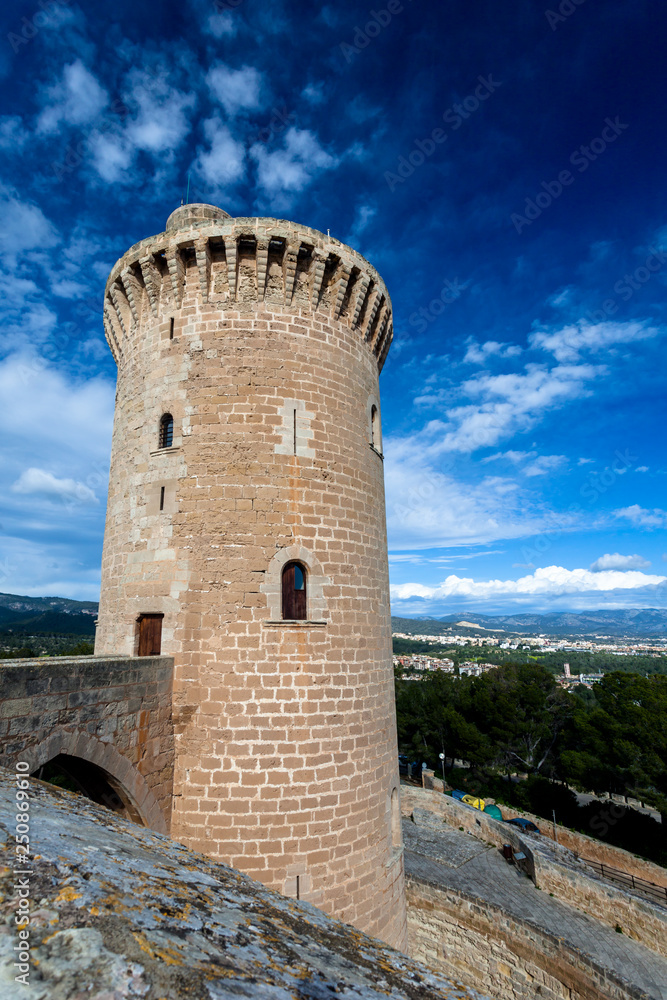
[138,614,163,656]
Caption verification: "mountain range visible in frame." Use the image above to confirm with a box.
[0,593,98,637]
[391,609,667,638]
[1,592,666,640]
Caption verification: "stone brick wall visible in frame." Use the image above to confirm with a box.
[499,802,667,888]
[402,786,667,961]
[407,878,644,1000]
[95,203,406,948]
[0,655,173,833]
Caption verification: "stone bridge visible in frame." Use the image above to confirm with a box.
[0,654,173,832]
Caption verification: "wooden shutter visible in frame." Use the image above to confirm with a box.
[138,614,163,656]
[282,563,307,620]
[282,564,296,620]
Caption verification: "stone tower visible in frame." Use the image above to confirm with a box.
[95,203,406,948]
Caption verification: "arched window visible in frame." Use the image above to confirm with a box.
[158,413,174,449]
[282,561,307,620]
[371,404,382,452]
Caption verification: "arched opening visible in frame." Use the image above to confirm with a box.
[32,754,145,825]
[371,404,382,453]
[282,561,307,620]
[158,412,174,449]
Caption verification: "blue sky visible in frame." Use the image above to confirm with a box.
[1,0,666,616]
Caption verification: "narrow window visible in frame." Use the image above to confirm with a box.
[293,408,297,455]
[296,875,301,900]
[159,486,165,511]
[282,562,307,620]
[391,786,401,848]
[137,614,163,656]
[159,413,174,449]
[169,317,175,340]
[371,404,382,452]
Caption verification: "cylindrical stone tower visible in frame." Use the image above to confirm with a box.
[96,203,406,948]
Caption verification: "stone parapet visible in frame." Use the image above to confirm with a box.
[0,654,174,833]
[102,209,393,371]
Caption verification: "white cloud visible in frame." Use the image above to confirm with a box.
[206,12,237,37]
[590,553,651,572]
[0,354,114,461]
[11,468,98,506]
[384,442,562,550]
[391,565,666,601]
[464,339,522,364]
[613,505,667,529]
[124,71,195,154]
[530,319,660,362]
[416,363,602,453]
[522,454,567,477]
[250,127,337,208]
[193,117,246,189]
[37,60,108,134]
[0,116,28,151]
[578,457,594,466]
[90,132,134,183]
[636,466,649,473]
[482,451,567,477]
[207,64,262,115]
[0,184,59,259]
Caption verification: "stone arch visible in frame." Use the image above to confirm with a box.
[13,728,167,834]
[261,545,330,621]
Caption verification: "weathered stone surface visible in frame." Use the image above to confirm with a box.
[0,771,481,1000]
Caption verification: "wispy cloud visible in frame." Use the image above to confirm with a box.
[590,553,651,572]
[530,319,660,362]
[37,60,109,134]
[613,505,667,529]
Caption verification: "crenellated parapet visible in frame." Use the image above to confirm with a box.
[102,204,394,370]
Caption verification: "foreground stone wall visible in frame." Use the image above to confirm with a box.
[499,801,667,888]
[0,770,480,1000]
[0,655,173,833]
[407,878,646,1000]
[402,786,667,962]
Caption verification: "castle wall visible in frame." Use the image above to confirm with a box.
[402,786,667,962]
[407,877,646,1000]
[0,654,173,832]
[95,206,406,948]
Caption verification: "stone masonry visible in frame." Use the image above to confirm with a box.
[94,203,407,948]
[0,655,173,833]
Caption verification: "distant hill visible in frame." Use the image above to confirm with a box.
[0,593,98,637]
[391,609,667,638]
